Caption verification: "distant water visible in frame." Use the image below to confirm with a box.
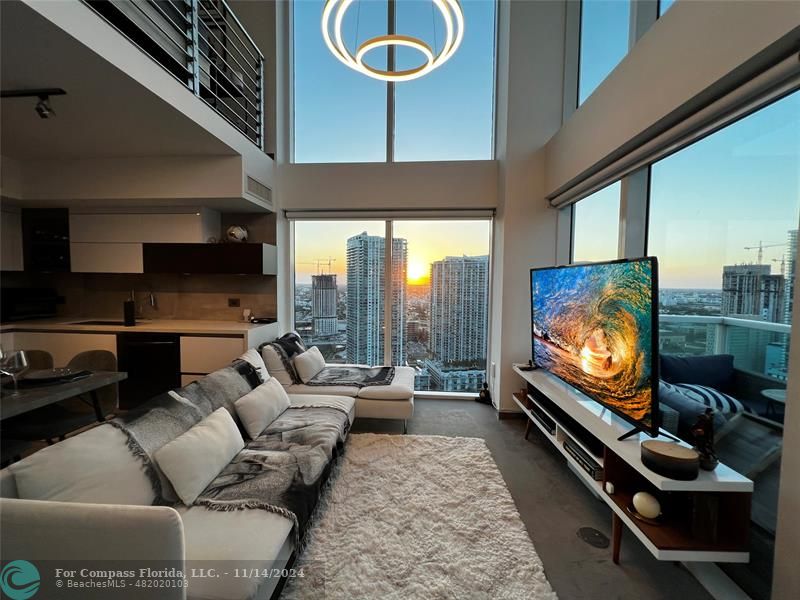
[532,261,654,427]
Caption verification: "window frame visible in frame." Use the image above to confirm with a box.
[290,216,495,395]
[290,0,499,164]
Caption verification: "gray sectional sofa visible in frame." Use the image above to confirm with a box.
[0,358,357,600]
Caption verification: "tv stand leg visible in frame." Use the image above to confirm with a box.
[617,427,642,442]
[612,513,623,564]
[524,419,532,440]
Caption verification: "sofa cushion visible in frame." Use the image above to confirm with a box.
[238,348,269,383]
[356,366,415,400]
[235,378,291,439]
[155,408,244,506]
[261,344,296,387]
[658,381,728,440]
[294,346,326,382]
[10,424,155,505]
[175,366,254,422]
[180,505,294,600]
[283,383,360,397]
[288,393,356,425]
[660,354,734,390]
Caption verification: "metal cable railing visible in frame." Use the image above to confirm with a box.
[83,0,264,148]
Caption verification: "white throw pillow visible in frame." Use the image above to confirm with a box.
[238,348,269,382]
[260,344,295,386]
[154,408,244,506]
[235,378,291,439]
[293,346,326,383]
[10,424,155,505]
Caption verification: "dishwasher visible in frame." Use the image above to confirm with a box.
[116,332,181,410]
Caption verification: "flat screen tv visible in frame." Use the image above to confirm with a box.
[530,257,659,438]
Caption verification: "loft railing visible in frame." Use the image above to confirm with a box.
[83,0,264,148]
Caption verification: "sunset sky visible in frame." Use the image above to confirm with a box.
[294,220,492,285]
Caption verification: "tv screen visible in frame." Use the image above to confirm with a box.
[530,257,659,435]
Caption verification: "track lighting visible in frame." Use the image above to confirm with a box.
[35,95,55,119]
[0,88,66,118]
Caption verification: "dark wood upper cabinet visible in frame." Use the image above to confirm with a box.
[142,243,277,275]
[22,208,71,272]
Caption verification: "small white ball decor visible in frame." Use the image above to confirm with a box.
[632,491,661,519]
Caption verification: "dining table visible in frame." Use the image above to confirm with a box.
[0,370,127,421]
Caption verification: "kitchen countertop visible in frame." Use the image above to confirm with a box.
[0,318,278,336]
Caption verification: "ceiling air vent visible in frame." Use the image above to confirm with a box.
[246,176,272,208]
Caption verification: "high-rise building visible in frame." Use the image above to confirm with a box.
[429,255,489,374]
[722,264,785,323]
[311,274,338,337]
[345,232,407,365]
[784,229,797,325]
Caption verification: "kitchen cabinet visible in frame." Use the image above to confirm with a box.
[70,243,144,273]
[142,243,277,274]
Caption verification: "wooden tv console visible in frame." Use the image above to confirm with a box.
[512,364,753,564]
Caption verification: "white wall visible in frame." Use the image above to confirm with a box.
[278,161,498,211]
[544,0,800,196]
[491,0,566,412]
[0,156,23,199]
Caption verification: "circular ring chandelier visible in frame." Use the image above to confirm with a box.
[321,0,465,83]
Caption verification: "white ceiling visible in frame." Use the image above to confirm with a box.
[0,1,236,160]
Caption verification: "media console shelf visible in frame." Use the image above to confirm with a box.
[512,364,753,564]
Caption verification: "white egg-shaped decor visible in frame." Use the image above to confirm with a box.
[632,491,661,520]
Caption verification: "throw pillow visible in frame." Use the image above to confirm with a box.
[294,346,326,383]
[659,354,734,390]
[671,382,751,415]
[237,348,269,383]
[10,424,156,505]
[235,378,291,439]
[260,344,296,386]
[154,407,244,505]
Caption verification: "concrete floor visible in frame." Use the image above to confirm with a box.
[352,399,713,600]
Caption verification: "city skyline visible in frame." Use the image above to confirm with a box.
[294,220,492,285]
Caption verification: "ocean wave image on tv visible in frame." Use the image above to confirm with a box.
[531,260,654,427]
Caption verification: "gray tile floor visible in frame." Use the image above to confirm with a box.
[352,399,712,600]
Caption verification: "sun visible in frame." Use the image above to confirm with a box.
[407,260,429,285]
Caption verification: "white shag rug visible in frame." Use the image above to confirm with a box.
[283,433,558,600]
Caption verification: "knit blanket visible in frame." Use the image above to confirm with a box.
[304,365,395,388]
[196,405,351,546]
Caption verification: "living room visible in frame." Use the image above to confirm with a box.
[1,1,798,599]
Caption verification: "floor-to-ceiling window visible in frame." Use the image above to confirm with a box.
[292,0,496,162]
[293,218,492,393]
[658,0,676,17]
[571,181,621,262]
[647,91,799,600]
[578,0,631,105]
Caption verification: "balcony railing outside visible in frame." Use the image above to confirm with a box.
[84,0,264,148]
[659,314,791,383]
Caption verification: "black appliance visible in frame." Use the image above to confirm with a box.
[116,332,181,410]
[0,287,59,322]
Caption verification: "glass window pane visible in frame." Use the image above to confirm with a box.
[392,220,491,392]
[648,91,799,599]
[393,0,496,161]
[572,181,621,262]
[578,0,631,105]
[658,0,676,17]
[294,221,386,364]
[293,0,387,162]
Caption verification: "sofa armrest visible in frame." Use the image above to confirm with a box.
[1,498,185,597]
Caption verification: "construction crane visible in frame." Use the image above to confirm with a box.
[772,255,786,276]
[744,241,786,264]
[297,257,337,275]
